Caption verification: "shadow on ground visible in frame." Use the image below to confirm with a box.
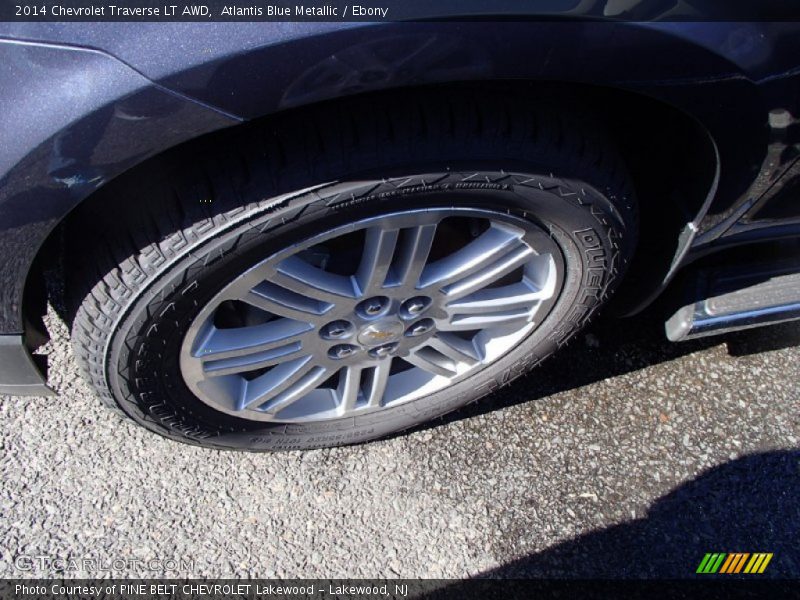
[471,450,799,578]
[416,314,800,586]
[414,451,799,600]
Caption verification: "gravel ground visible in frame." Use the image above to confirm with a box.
[1,303,798,579]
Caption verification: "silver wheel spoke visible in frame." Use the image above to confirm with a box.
[389,224,438,288]
[363,360,392,408]
[202,344,307,377]
[404,346,457,377]
[242,357,328,413]
[241,281,333,321]
[419,223,526,291]
[440,309,534,331]
[273,255,358,304]
[427,333,483,364]
[356,227,400,295]
[336,366,364,414]
[260,367,330,415]
[442,244,534,300]
[446,281,550,314]
[194,319,313,363]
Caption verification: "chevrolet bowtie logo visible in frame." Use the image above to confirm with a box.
[366,331,395,341]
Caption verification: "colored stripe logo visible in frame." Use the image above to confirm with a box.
[696,553,773,574]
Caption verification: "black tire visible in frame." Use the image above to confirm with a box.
[67,90,637,451]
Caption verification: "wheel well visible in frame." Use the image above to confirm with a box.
[26,80,716,340]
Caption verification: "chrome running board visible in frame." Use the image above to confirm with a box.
[666,263,800,341]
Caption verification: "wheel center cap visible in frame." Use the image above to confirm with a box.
[357,320,404,347]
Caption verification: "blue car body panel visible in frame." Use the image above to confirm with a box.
[0,37,238,332]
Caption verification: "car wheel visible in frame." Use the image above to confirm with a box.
[68,91,636,450]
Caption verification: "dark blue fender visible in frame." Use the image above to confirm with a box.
[0,38,238,333]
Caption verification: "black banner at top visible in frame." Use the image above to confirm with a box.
[2,0,800,22]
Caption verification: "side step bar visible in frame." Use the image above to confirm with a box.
[666,262,800,341]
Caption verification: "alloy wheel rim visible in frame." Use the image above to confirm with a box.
[179,207,564,422]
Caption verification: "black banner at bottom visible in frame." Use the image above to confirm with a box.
[3,579,800,600]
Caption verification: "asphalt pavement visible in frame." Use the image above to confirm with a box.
[1,302,798,579]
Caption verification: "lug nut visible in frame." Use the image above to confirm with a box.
[406,318,435,337]
[401,296,432,318]
[357,296,389,318]
[320,320,353,340]
[369,343,398,359]
[407,302,425,314]
[329,344,359,360]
